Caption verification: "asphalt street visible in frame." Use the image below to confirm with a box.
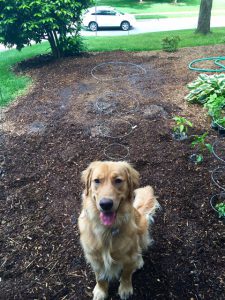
[82,16,225,37]
[0,16,225,51]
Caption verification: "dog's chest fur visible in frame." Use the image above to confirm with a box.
[91,226,128,280]
[100,246,122,280]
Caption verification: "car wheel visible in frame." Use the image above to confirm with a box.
[89,21,98,31]
[121,21,130,31]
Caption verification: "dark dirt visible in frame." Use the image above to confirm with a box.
[0,45,225,300]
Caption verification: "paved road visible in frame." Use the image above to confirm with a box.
[82,16,225,37]
[1,16,225,51]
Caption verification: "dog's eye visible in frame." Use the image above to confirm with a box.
[115,178,123,184]
[94,178,100,184]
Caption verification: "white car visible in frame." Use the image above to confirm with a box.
[82,6,136,31]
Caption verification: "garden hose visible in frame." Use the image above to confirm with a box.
[188,56,225,72]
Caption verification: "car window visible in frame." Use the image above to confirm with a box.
[92,10,106,15]
[107,10,117,16]
[88,8,122,16]
[92,10,117,16]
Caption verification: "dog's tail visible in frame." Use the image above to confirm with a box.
[133,186,160,223]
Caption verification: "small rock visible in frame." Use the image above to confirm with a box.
[71,215,77,225]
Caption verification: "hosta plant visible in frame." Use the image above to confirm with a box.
[185,73,225,104]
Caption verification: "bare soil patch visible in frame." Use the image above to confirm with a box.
[1,45,225,300]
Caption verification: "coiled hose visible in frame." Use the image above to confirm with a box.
[189,56,225,72]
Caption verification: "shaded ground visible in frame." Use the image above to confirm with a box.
[0,45,225,300]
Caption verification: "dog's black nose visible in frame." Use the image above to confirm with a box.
[99,198,113,211]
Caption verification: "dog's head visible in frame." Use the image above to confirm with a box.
[81,161,139,227]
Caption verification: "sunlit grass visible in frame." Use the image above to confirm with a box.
[93,0,224,15]
[0,43,50,106]
[84,28,225,51]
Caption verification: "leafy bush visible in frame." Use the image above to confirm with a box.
[161,36,180,52]
[60,35,86,57]
[185,73,225,104]
[0,0,92,58]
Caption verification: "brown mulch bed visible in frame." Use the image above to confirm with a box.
[0,45,225,300]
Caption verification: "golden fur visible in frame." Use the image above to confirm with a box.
[78,161,159,300]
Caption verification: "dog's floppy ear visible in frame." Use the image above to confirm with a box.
[122,162,140,199]
[81,162,97,196]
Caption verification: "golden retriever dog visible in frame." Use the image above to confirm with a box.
[78,161,159,300]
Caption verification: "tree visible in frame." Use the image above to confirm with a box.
[0,0,92,58]
[196,0,213,34]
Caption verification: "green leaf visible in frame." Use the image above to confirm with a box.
[196,154,203,163]
[205,143,213,153]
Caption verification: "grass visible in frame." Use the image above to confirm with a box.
[84,28,225,51]
[93,0,224,17]
[136,15,167,20]
[135,14,197,20]
[94,0,200,14]
[0,43,50,106]
[1,27,225,106]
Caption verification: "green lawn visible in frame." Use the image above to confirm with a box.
[84,28,225,51]
[135,13,196,20]
[135,9,225,19]
[0,43,50,106]
[93,0,225,17]
[1,27,225,106]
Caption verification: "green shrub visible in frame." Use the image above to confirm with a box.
[161,35,180,52]
[60,35,86,57]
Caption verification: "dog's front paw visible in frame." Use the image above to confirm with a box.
[93,283,108,300]
[118,283,133,300]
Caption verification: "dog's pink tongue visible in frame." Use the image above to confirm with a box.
[100,212,116,226]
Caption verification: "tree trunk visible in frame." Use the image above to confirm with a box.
[196,0,213,34]
[52,30,62,58]
[47,31,58,58]
[47,30,63,58]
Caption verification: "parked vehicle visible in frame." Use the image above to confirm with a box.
[82,6,136,31]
